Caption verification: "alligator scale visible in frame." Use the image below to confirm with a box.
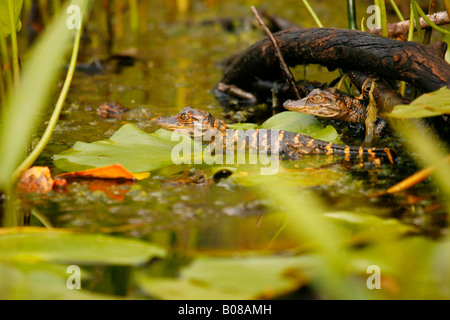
[155,107,396,164]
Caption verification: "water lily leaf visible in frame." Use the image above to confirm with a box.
[179,256,308,299]
[135,275,243,300]
[0,262,118,300]
[0,0,23,36]
[386,87,450,118]
[230,112,342,144]
[54,124,202,173]
[227,123,258,130]
[261,111,323,134]
[0,228,166,265]
[137,256,310,300]
[324,211,415,241]
[230,163,346,187]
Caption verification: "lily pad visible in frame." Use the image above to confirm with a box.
[0,228,166,265]
[386,87,450,119]
[229,112,342,144]
[0,262,117,300]
[136,256,310,300]
[54,124,202,173]
[135,275,243,300]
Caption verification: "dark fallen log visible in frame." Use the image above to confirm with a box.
[348,70,410,113]
[221,28,450,93]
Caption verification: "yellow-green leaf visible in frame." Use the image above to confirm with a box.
[386,87,450,119]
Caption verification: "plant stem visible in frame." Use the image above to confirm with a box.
[347,0,357,30]
[389,0,405,21]
[129,0,139,35]
[422,0,436,44]
[375,0,388,37]
[302,0,323,28]
[411,0,423,42]
[7,0,20,87]
[415,1,450,35]
[0,61,5,106]
[0,36,13,93]
[12,23,83,182]
[115,0,124,40]
[31,208,54,229]
[444,0,450,18]
[52,0,60,14]
[38,0,50,25]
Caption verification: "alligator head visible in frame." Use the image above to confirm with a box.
[155,107,227,137]
[283,88,348,118]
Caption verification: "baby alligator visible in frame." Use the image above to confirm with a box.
[155,107,396,164]
[283,87,386,134]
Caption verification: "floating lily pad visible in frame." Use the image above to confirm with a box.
[54,125,203,173]
[136,256,310,300]
[135,275,242,300]
[0,262,117,300]
[386,87,450,118]
[229,112,342,144]
[0,228,166,265]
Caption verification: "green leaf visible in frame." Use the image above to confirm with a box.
[230,161,346,188]
[324,211,414,241]
[54,125,202,173]
[261,111,324,134]
[0,0,23,37]
[230,112,343,144]
[0,262,118,300]
[137,256,310,300]
[386,87,450,119]
[0,229,166,265]
[135,275,243,300]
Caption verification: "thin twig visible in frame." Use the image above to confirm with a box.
[251,6,301,100]
[368,10,449,37]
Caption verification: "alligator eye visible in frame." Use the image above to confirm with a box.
[310,95,324,103]
[178,113,191,121]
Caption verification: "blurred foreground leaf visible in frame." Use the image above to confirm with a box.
[0,228,166,265]
[137,256,310,300]
[0,0,23,36]
[0,262,117,300]
[386,87,450,118]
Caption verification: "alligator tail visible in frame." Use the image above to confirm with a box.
[315,141,397,164]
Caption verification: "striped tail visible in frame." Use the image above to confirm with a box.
[314,140,397,164]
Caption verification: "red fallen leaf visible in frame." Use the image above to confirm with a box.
[55,163,150,181]
[17,166,54,194]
